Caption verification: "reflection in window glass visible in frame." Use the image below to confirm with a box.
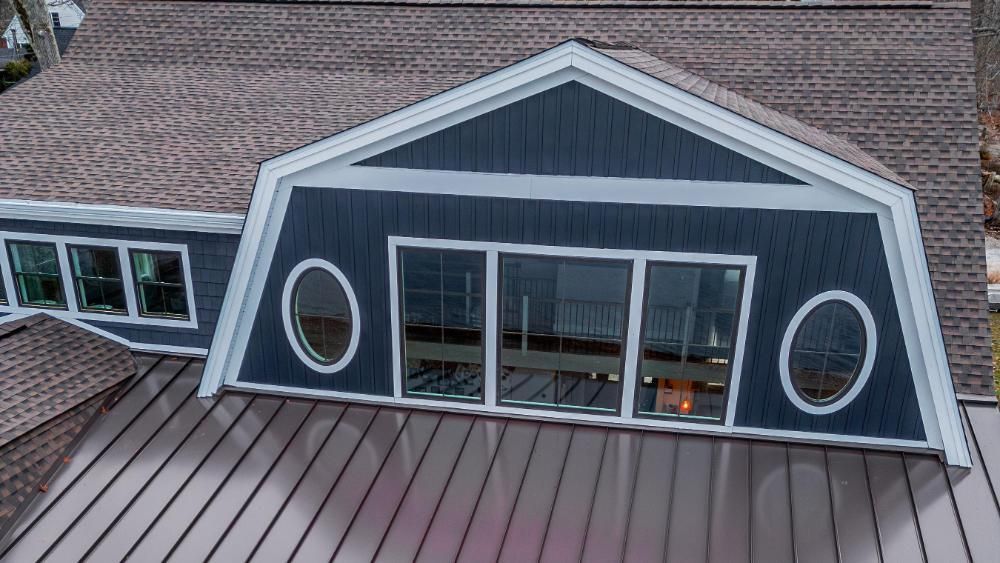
[70,246,127,313]
[8,242,66,308]
[400,249,484,399]
[500,256,629,412]
[131,250,189,318]
[789,301,865,403]
[636,264,742,420]
[293,268,352,364]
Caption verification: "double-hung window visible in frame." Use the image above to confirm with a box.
[130,250,190,319]
[7,241,66,309]
[69,245,127,313]
[392,238,753,427]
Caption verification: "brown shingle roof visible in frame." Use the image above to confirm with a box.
[0,314,136,521]
[3,357,999,560]
[0,0,989,393]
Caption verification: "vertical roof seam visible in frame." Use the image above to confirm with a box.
[447,418,510,561]
[206,401,320,561]
[287,405,382,561]
[574,427,610,562]
[861,451,887,562]
[491,419,542,559]
[245,402,347,561]
[659,433,682,563]
[616,429,646,563]
[81,393,250,561]
[703,436,718,563]
[822,447,845,563]
[783,442,798,562]
[960,403,1000,517]
[329,409,415,561]
[536,424,577,558]
[899,452,930,563]
[159,397,288,562]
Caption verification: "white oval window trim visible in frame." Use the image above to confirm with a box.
[778,290,877,415]
[281,258,361,374]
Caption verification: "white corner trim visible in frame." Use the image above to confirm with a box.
[281,259,361,374]
[0,199,245,234]
[778,291,878,416]
[196,40,969,467]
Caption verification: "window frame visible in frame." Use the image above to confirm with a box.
[396,246,488,404]
[67,244,128,315]
[281,258,361,374]
[779,290,877,415]
[6,240,68,310]
[387,236,757,431]
[128,249,191,320]
[0,232,198,328]
[630,260,747,425]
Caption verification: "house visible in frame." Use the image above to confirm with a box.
[1,0,84,49]
[0,0,997,560]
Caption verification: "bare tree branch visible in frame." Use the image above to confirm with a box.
[13,0,59,69]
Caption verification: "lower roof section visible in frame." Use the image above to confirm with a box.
[3,356,999,562]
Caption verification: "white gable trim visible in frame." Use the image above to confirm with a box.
[0,199,245,234]
[197,40,969,467]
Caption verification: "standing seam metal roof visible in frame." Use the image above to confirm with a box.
[2,356,999,561]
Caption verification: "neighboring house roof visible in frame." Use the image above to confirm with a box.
[0,314,135,521]
[2,356,999,561]
[0,0,990,395]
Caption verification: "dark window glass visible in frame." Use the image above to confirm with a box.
[69,246,126,313]
[130,250,189,319]
[0,273,6,304]
[499,256,629,412]
[7,241,66,308]
[50,12,60,27]
[636,264,743,421]
[400,249,484,400]
[293,268,352,364]
[789,301,865,403]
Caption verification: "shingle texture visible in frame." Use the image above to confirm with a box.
[0,314,136,521]
[0,0,989,392]
[3,356,1000,561]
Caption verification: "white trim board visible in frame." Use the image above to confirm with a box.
[227,379,931,454]
[0,313,208,357]
[0,231,199,329]
[198,40,969,467]
[0,199,245,234]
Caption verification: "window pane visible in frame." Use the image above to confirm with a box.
[71,246,126,313]
[294,268,352,364]
[789,301,865,403]
[131,250,189,318]
[500,256,629,412]
[400,249,484,399]
[636,264,742,421]
[8,242,66,308]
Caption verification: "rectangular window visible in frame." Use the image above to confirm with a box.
[69,245,127,313]
[635,263,744,421]
[499,255,630,412]
[50,12,60,28]
[7,241,66,309]
[130,250,189,319]
[399,248,484,400]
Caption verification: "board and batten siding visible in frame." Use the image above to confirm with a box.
[356,81,804,185]
[237,187,924,441]
[0,219,239,349]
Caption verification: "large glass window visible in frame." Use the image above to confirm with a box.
[635,264,743,421]
[400,249,484,400]
[499,256,630,412]
[69,246,127,313]
[788,300,865,404]
[7,241,66,308]
[130,250,189,319]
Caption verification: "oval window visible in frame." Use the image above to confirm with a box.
[789,301,865,403]
[780,291,876,414]
[282,259,360,372]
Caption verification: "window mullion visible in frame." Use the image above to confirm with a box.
[484,250,498,408]
[55,243,77,313]
[620,258,647,419]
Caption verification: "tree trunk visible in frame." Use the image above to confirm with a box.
[15,0,59,69]
[1,0,17,43]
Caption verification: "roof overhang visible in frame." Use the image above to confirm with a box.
[197,40,970,466]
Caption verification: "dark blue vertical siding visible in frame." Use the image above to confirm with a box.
[238,187,924,441]
[0,219,239,349]
[355,82,804,185]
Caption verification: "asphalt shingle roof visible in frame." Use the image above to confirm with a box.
[0,0,989,392]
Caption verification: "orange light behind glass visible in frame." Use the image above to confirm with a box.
[680,399,692,414]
